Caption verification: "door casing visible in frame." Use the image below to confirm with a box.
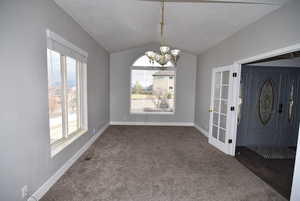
[229,43,300,156]
[227,43,300,201]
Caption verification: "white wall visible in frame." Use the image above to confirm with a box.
[291,125,300,201]
[195,0,300,132]
[110,44,197,124]
[0,0,109,200]
[194,1,300,199]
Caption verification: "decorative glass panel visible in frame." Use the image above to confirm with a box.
[258,80,274,125]
[288,81,295,122]
[237,79,244,125]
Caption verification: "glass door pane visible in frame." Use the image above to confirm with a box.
[211,70,230,143]
[218,71,230,141]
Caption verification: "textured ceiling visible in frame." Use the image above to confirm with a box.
[54,0,289,54]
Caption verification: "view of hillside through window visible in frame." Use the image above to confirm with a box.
[48,50,63,143]
[131,69,175,113]
[66,57,79,135]
[47,49,81,144]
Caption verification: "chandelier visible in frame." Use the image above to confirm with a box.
[145,0,180,66]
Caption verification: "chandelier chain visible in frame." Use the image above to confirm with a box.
[160,0,165,45]
[145,0,180,66]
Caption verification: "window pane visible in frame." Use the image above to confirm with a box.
[219,128,226,143]
[221,100,227,114]
[213,112,219,126]
[214,85,221,99]
[214,99,220,112]
[221,86,229,99]
[215,72,221,86]
[222,71,230,85]
[212,126,218,139]
[47,49,63,143]
[66,57,79,134]
[220,114,227,129]
[133,55,174,67]
[131,70,175,113]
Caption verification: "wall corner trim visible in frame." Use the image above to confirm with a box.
[193,123,209,137]
[28,123,110,201]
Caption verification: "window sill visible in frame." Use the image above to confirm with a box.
[50,129,88,158]
[130,112,175,115]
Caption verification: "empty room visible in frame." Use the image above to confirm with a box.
[1,0,300,201]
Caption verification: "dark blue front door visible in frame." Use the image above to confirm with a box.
[237,66,300,147]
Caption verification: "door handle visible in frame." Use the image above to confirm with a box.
[278,103,283,114]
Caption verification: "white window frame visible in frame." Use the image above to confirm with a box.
[46,30,88,156]
[129,66,176,115]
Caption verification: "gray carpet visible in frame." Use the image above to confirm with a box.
[41,126,287,201]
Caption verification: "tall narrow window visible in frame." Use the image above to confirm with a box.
[47,30,88,153]
[66,56,80,134]
[47,49,64,144]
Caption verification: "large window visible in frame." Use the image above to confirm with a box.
[130,69,176,113]
[47,30,88,151]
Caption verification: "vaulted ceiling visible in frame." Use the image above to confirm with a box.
[54,0,289,54]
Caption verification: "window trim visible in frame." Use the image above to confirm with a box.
[129,66,176,115]
[47,51,88,153]
[46,30,88,157]
[46,29,88,58]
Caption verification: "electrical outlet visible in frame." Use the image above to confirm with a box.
[92,128,96,135]
[21,185,28,199]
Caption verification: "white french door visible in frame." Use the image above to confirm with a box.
[209,65,236,155]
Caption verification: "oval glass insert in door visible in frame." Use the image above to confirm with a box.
[258,79,274,125]
[288,81,295,122]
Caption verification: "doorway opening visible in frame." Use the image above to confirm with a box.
[235,51,300,199]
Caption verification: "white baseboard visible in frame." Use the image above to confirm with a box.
[110,121,194,126]
[193,123,209,137]
[28,123,110,201]
[110,121,208,137]
[28,122,207,200]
